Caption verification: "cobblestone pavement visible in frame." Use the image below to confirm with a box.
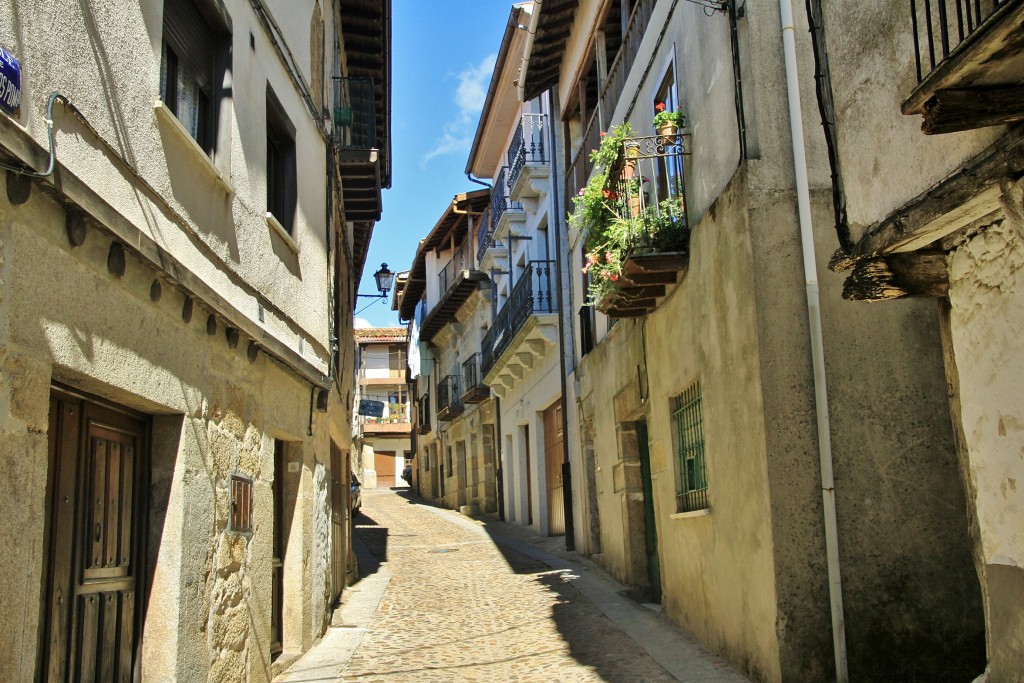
[321,488,748,683]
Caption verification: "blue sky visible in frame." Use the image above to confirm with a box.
[354,2,513,328]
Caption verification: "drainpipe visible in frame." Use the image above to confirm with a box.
[546,88,575,552]
[778,2,848,681]
[515,0,542,102]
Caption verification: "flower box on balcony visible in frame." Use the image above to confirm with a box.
[571,123,691,317]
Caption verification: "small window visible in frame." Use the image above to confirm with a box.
[266,88,297,234]
[445,446,453,474]
[161,0,227,154]
[671,381,707,512]
[229,473,254,533]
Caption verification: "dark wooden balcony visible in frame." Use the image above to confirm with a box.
[420,242,488,343]
[905,0,1024,133]
[333,76,383,220]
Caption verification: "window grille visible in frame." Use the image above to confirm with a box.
[229,473,254,533]
[671,381,707,512]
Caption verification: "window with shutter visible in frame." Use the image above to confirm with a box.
[161,0,228,155]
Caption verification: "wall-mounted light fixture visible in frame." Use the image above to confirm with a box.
[356,262,395,300]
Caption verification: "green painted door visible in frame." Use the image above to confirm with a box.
[637,420,661,602]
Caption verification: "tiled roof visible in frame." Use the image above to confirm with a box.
[354,327,407,343]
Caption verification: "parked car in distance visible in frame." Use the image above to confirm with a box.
[350,474,362,517]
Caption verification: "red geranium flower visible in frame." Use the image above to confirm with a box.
[655,102,666,112]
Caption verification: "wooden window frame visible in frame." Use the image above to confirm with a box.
[266,88,298,235]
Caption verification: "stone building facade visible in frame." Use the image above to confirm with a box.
[352,327,412,489]
[0,0,389,680]
[467,3,582,544]
[810,2,1024,679]
[518,0,985,681]
[396,190,499,515]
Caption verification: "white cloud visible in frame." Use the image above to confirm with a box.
[353,317,372,329]
[421,53,497,166]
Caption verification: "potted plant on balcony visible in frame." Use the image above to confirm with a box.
[571,122,689,311]
[582,199,687,308]
[653,102,686,141]
[388,402,401,423]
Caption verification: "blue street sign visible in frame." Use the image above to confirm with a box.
[358,399,385,418]
[0,46,21,115]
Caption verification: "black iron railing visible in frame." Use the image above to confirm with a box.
[438,241,470,298]
[437,375,461,415]
[507,113,548,190]
[481,260,557,377]
[601,134,691,251]
[462,353,483,394]
[490,167,523,239]
[911,0,1009,82]
[477,204,496,262]
[332,77,376,148]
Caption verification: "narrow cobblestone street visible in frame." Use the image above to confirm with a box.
[281,488,748,682]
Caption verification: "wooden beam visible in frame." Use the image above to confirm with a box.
[843,251,950,301]
[841,124,1024,261]
[622,252,687,274]
[922,87,1024,135]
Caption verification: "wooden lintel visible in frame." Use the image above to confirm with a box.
[846,124,1024,260]
[843,250,950,301]
[922,86,1024,135]
[622,252,687,275]
[605,308,650,319]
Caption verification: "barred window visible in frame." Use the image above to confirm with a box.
[671,381,707,512]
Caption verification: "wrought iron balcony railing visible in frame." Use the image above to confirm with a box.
[477,203,496,262]
[911,0,1008,83]
[332,76,376,148]
[490,167,523,238]
[436,374,463,419]
[603,134,691,247]
[481,260,557,377]
[463,353,483,395]
[460,352,490,403]
[507,114,548,191]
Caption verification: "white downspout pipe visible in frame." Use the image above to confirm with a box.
[516,1,542,101]
[778,2,849,681]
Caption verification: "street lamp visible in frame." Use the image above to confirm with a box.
[357,263,395,300]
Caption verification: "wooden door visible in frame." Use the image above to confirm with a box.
[271,441,285,658]
[329,441,348,604]
[637,420,661,602]
[374,451,396,488]
[543,402,566,536]
[42,390,148,682]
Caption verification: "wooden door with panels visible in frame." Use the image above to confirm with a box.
[41,388,150,682]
